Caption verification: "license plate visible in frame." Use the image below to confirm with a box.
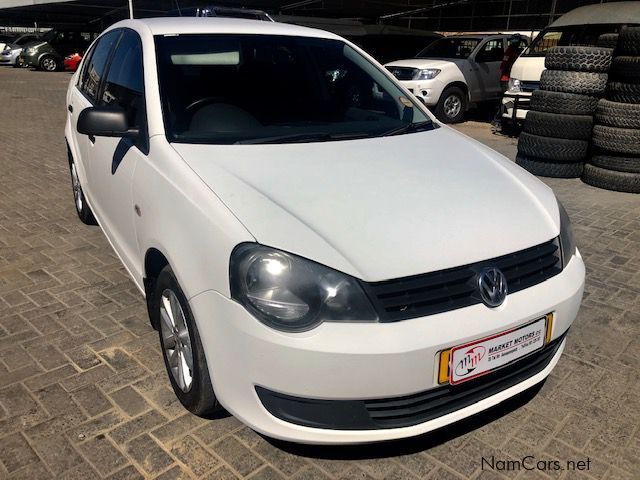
[448,317,547,385]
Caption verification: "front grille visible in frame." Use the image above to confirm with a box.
[387,66,418,81]
[256,331,566,431]
[362,239,562,322]
[521,80,540,92]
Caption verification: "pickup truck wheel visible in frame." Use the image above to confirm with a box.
[435,87,466,123]
[69,159,97,225]
[156,265,222,417]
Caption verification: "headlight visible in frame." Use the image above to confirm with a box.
[417,69,440,80]
[230,244,377,332]
[508,77,521,93]
[557,200,576,268]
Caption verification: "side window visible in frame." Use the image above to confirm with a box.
[80,30,120,103]
[476,39,504,62]
[101,30,144,129]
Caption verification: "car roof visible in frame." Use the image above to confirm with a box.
[551,1,640,27]
[109,17,340,40]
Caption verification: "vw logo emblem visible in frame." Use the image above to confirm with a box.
[478,267,508,307]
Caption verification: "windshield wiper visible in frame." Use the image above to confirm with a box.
[234,131,372,145]
[380,120,436,137]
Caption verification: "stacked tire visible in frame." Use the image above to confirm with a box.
[584,27,640,193]
[516,45,612,178]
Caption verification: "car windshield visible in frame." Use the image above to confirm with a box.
[155,34,432,145]
[415,37,481,59]
[523,24,623,57]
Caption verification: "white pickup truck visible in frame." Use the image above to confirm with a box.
[386,34,528,123]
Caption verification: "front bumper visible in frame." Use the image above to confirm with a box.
[502,91,532,122]
[189,251,584,444]
[397,78,446,106]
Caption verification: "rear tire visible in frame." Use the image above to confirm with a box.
[155,265,222,417]
[582,164,640,193]
[515,154,584,178]
[434,86,466,123]
[518,132,588,162]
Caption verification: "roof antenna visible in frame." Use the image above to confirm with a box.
[174,0,182,16]
[128,0,134,19]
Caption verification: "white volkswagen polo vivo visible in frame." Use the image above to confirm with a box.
[65,17,585,444]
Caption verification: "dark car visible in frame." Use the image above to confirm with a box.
[18,29,97,71]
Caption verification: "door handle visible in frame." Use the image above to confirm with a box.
[88,134,95,144]
[67,104,73,113]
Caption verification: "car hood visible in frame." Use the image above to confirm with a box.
[385,58,464,69]
[510,55,546,82]
[171,127,559,281]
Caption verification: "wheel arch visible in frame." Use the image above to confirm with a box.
[445,81,470,103]
[143,247,170,330]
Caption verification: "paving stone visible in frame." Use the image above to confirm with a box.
[125,433,174,476]
[156,465,193,480]
[77,434,129,476]
[109,409,167,444]
[72,384,112,417]
[0,433,39,473]
[211,436,264,477]
[109,385,149,417]
[170,435,219,476]
[105,464,145,480]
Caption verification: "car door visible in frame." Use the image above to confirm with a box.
[68,30,121,197]
[468,38,505,101]
[85,29,147,281]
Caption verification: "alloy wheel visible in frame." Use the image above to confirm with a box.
[444,94,462,119]
[160,289,194,392]
[42,57,56,71]
[70,162,83,212]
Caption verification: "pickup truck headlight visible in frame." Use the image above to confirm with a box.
[417,68,440,80]
[557,200,576,268]
[230,244,377,332]
[508,78,521,93]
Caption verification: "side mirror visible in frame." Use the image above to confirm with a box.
[77,106,138,138]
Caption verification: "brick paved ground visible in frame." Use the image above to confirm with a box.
[0,67,638,480]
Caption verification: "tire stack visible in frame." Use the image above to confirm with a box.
[583,27,640,193]
[516,45,613,178]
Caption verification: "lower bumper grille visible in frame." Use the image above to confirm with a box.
[256,331,566,431]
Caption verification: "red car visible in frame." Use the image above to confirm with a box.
[64,52,82,72]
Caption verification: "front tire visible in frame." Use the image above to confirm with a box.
[69,158,97,225]
[155,265,221,417]
[434,86,466,123]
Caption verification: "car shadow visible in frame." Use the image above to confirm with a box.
[262,380,545,460]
